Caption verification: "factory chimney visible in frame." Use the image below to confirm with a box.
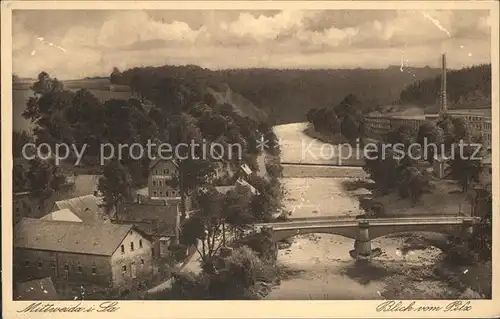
[441,53,448,112]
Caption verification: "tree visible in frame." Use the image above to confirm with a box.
[109,67,122,84]
[98,160,133,217]
[183,186,226,268]
[341,113,360,142]
[163,247,272,300]
[13,130,34,158]
[437,115,456,149]
[223,186,255,235]
[450,145,483,193]
[13,162,29,193]
[451,116,472,143]
[386,124,417,149]
[398,166,429,204]
[417,121,444,163]
[363,144,400,194]
[334,93,362,119]
[25,157,66,206]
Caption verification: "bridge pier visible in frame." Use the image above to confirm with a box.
[354,220,372,257]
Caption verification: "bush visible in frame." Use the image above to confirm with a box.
[444,244,479,266]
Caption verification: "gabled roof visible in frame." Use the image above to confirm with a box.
[15,277,58,300]
[52,195,106,223]
[149,158,179,170]
[14,218,139,256]
[215,186,237,195]
[40,208,83,222]
[116,200,180,237]
[240,164,252,175]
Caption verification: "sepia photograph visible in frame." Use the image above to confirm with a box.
[1,1,499,318]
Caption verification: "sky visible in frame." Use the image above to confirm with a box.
[12,9,492,80]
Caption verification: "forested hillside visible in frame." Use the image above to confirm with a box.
[111,65,442,124]
[400,64,491,108]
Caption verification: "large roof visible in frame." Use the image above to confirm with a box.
[116,200,180,237]
[52,195,106,223]
[14,218,137,256]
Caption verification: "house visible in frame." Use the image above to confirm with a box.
[13,218,153,291]
[50,195,108,223]
[15,277,58,300]
[215,177,259,196]
[115,198,181,258]
[148,159,180,199]
[41,208,83,222]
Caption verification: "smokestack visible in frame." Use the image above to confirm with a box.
[441,53,447,112]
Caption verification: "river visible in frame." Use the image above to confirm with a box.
[266,122,466,300]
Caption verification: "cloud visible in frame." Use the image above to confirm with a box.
[11,9,492,79]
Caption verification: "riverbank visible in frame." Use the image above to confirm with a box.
[267,232,490,300]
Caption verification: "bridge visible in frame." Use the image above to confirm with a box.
[255,216,481,258]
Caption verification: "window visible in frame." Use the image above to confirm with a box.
[64,263,69,271]
[121,265,127,272]
[51,262,56,269]
[139,239,143,248]
[130,242,134,251]
[92,265,97,275]
[153,191,157,197]
[166,191,169,197]
[152,181,156,186]
[159,192,163,197]
[121,245,125,254]
[140,259,145,266]
[163,169,167,174]
[159,181,162,186]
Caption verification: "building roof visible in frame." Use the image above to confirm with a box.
[240,164,253,175]
[40,208,83,222]
[149,158,179,170]
[14,218,139,256]
[52,195,106,223]
[236,178,259,195]
[59,174,101,198]
[116,201,180,237]
[15,277,58,300]
[215,186,237,195]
